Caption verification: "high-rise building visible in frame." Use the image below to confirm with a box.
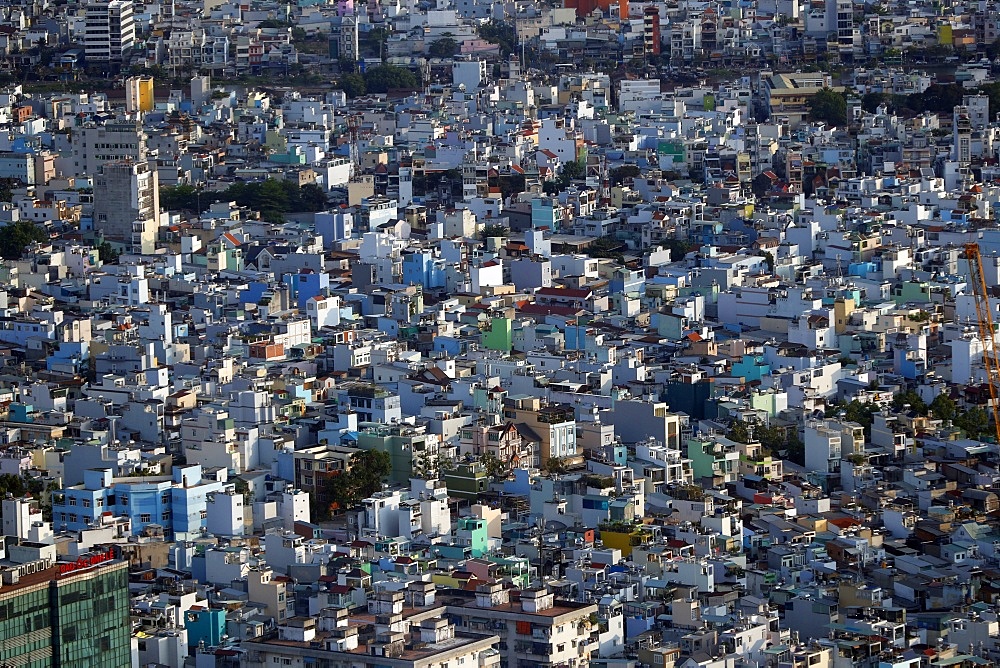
[825,0,853,52]
[330,15,359,61]
[85,0,135,62]
[954,106,973,165]
[125,75,154,113]
[93,159,159,253]
[72,121,147,177]
[0,554,130,667]
[643,6,661,56]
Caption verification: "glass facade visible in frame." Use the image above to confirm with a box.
[0,581,53,668]
[0,561,130,668]
[54,562,131,667]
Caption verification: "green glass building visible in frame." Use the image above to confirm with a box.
[0,557,130,668]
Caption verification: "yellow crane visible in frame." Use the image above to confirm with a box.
[964,242,1000,443]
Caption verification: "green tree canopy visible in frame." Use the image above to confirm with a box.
[160,179,329,221]
[364,65,419,93]
[827,399,880,438]
[324,449,392,515]
[660,238,693,262]
[891,389,927,415]
[586,235,627,263]
[477,20,516,56]
[609,165,640,187]
[808,88,848,126]
[0,220,48,259]
[955,407,991,441]
[930,393,958,422]
[339,72,367,97]
[861,91,889,113]
[541,457,567,475]
[428,37,458,58]
[479,451,507,480]
[480,224,510,240]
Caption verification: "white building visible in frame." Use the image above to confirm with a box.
[93,159,159,253]
[205,488,245,538]
[85,0,135,62]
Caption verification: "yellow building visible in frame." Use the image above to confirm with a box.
[126,76,154,113]
[598,521,653,557]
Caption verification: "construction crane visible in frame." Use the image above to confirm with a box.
[964,242,1000,443]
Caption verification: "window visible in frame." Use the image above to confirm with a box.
[139,513,151,523]
[119,495,128,505]
[200,510,208,520]
[69,498,77,506]
[162,512,171,521]
[82,499,91,508]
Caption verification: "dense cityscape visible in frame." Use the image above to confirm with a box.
[3,0,1000,667]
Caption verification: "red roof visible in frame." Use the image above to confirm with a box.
[536,287,592,299]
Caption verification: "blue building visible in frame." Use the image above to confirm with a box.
[284,270,330,310]
[239,281,271,307]
[401,251,446,290]
[531,197,559,231]
[54,465,224,538]
[315,211,354,248]
[185,608,227,648]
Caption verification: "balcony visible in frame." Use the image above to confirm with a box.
[514,641,552,658]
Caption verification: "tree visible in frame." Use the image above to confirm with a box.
[324,449,392,514]
[362,26,390,58]
[0,177,16,203]
[0,220,48,259]
[930,393,958,423]
[762,251,775,274]
[297,183,329,211]
[784,431,805,466]
[861,91,889,113]
[541,457,566,475]
[586,235,626,264]
[727,421,752,444]
[339,72,367,97]
[477,20,516,56]
[233,477,254,503]
[955,407,991,441]
[828,399,880,438]
[891,389,927,415]
[479,451,506,480]
[354,449,392,496]
[808,88,848,126]
[364,64,419,93]
[661,238,693,262]
[96,241,120,264]
[428,37,458,58]
[751,172,775,199]
[560,160,585,182]
[609,165,640,187]
[160,184,201,211]
[480,224,510,240]
[903,83,963,114]
[257,19,291,29]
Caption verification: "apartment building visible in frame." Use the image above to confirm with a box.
[84,0,134,62]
